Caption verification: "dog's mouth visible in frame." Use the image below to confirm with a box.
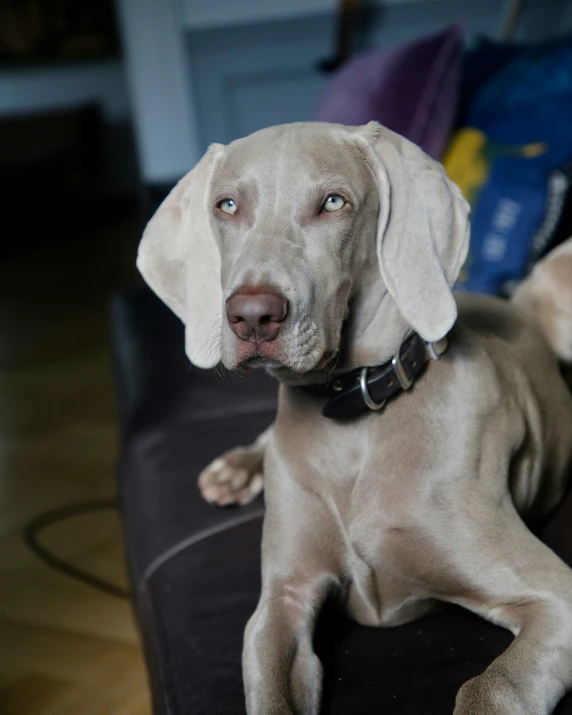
[238,355,284,372]
[237,348,338,380]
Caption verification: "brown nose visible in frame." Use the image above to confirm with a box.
[226,289,288,342]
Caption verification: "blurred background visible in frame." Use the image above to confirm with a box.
[1,0,572,713]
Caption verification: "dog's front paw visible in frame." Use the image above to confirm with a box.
[198,447,264,506]
[454,673,527,715]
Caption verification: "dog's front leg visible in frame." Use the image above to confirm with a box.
[243,573,330,715]
[198,424,273,505]
[441,502,572,715]
[243,471,337,715]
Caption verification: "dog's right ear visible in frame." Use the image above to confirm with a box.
[137,144,225,368]
[354,122,470,343]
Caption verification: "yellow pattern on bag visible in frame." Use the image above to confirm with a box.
[442,128,489,205]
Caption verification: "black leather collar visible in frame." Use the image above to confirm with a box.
[301,333,447,420]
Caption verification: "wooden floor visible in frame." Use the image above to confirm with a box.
[0,215,152,715]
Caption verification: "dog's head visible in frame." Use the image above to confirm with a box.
[137,122,469,379]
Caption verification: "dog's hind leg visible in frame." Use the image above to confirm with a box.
[513,236,572,364]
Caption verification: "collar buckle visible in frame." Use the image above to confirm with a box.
[359,367,386,411]
[426,337,448,361]
[391,351,412,390]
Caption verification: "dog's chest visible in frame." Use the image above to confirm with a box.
[343,550,435,627]
[340,511,437,628]
[297,414,443,626]
[325,460,441,628]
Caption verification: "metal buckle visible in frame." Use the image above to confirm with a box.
[391,351,412,390]
[426,337,448,361]
[360,367,386,411]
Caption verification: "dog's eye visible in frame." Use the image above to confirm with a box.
[322,194,346,212]
[218,199,238,215]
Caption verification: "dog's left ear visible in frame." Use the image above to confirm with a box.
[137,144,225,368]
[356,122,470,342]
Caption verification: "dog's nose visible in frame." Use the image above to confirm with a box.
[226,289,288,342]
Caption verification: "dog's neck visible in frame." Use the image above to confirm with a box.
[339,262,412,370]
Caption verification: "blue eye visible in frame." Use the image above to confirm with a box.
[219,198,238,215]
[322,194,346,212]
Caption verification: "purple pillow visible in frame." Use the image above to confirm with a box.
[313,24,463,159]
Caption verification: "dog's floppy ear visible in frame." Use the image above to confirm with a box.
[356,122,470,342]
[137,144,224,368]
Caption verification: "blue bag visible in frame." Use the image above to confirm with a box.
[447,34,572,295]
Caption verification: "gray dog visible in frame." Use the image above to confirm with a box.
[138,121,572,715]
